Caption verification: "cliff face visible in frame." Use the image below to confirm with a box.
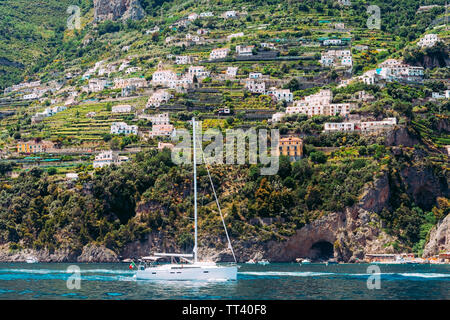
[423,214,450,257]
[263,208,399,263]
[119,173,402,263]
[260,173,398,263]
[94,0,145,22]
[399,166,448,211]
[385,127,420,148]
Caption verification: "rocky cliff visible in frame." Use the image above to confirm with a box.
[117,173,403,263]
[0,244,118,263]
[0,162,445,263]
[423,214,450,257]
[385,127,420,148]
[94,0,145,22]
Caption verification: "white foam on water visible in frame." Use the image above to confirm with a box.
[239,271,450,279]
[240,271,335,277]
[397,273,450,278]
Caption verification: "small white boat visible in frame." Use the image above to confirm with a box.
[245,259,256,264]
[26,257,38,264]
[258,259,269,265]
[296,258,311,265]
[302,259,311,264]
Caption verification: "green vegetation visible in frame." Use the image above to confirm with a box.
[0,0,448,258]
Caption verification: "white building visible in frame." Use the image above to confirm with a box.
[110,122,138,135]
[266,88,293,103]
[286,89,355,117]
[148,124,175,138]
[303,89,332,106]
[112,105,134,113]
[324,118,397,133]
[209,48,230,60]
[158,142,175,151]
[168,76,193,90]
[114,78,147,89]
[146,26,160,34]
[200,12,214,18]
[222,11,237,18]
[358,69,378,85]
[188,66,210,79]
[378,59,424,82]
[360,118,397,132]
[23,93,39,100]
[88,79,111,92]
[236,45,254,56]
[271,112,286,123]
[417,34,440,48]
[146,90,173,108]
[32,106,67,123]
[118,61,130,72]
[245,80,266,93]
[186,33,201,42]
[227,32,244,40]
[151,69,177,86]
[261,43,276,50]
[249,72,263,79]
[188,13,199,21]
[226,67,238,78]
[93,151,129,168]
[4,80,41,94]
[148,113,170,125]
[175,55,195,65]
[66,173,79,180]
[98,64,117,77]
[165,36,175,44]
[320,50,352,67]
[197,28,209,35]
[125,67,141,74]
[324,122,355,132]
[337,0,351,5]
[323,39,342,46]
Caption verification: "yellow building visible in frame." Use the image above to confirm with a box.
[17,141,54,154]
[277,136,303,161]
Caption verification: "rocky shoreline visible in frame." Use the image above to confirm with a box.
[0,244,119,263]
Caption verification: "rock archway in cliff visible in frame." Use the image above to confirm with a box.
[309,241,334,261]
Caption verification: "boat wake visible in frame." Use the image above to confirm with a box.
[239,271,450,280]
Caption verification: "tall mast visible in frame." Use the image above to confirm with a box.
[192,117,198,263]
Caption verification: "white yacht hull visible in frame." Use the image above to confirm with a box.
[135,265,237,281]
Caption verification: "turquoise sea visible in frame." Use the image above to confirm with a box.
[0,263,449,299]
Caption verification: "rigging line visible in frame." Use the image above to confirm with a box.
[200,152,237,263]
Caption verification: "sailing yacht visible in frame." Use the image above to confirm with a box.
[135,118,238,281]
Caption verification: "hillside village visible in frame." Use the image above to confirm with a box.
[0,0,449,262]
[0,1,448,177]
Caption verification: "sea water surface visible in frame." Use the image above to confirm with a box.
[0,263,449,299]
